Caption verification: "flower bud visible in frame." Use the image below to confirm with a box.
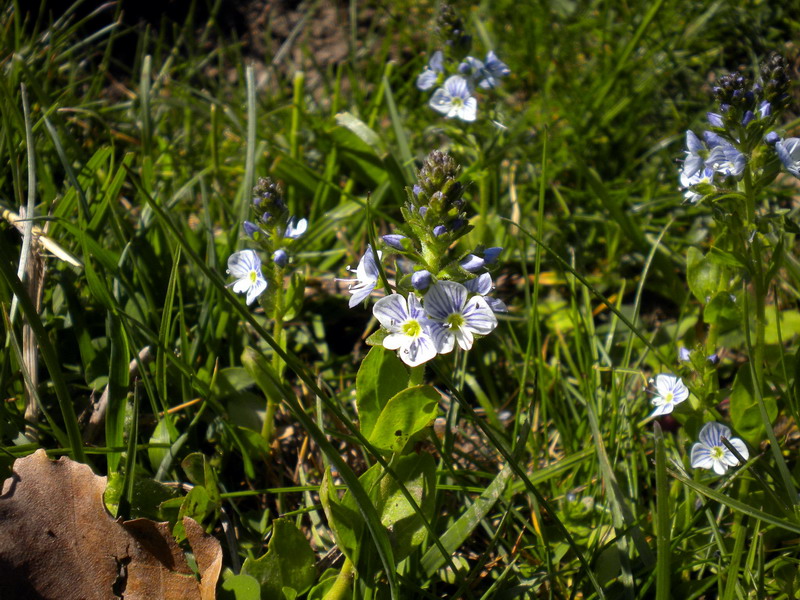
[412,270,432,290]
[272,249,289,268]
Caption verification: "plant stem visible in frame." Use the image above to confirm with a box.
[322,558,355,600]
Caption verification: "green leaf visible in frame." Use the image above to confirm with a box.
[687,246,724,304]
[104,474,180,521]
[241,518,316,599]
[148,417,179,473]
[173,485,217,542]
[319,468,363,565]
[282,271,306,321]
[356,346,409,438]
[730,366,777,446]
[367,385,439,454]
[764,309,800,345]
[220,574,262,600]
[421,465,513,575]
[370,453,436,561]
[704,292,739,325]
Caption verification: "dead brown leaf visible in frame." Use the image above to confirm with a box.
[0,450,222,600]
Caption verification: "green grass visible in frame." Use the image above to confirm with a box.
[2,0,800,597]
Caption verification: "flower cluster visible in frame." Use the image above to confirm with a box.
[226,178,307,306]
[678,52,797,203]
[415,7,509,122]
[342,151,504,366]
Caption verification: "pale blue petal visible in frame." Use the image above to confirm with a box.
[690,444,714,470]
[462,296,498,335]
[424,281,466,320]
[245,277,268,305]
[698,422,729,448]
[464,273,492,295]
[429,322,454,354]
[430,88,453,115]
[373,294,409,327]
[417,69,439,91]
[227,250,261,278]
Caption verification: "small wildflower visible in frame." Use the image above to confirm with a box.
[430,76,477,122]
[341,245,382,308]
[481,51,510,88]
[424,280,498,352]
[707,112,724,127]
[680,165,714,204]
[775,138,800,178]
[227,250,267,305]
[417,50,444,91]
[284,217,308,239]
[373,293,438,366]
[678,347,692,362]
[765,131,780,145]
[650,374,689,417]
[690,422,749,475]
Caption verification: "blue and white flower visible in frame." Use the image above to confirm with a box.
[650,374,689,417]
[430,76,477,122]
[373,293,438,366]
[424,280,497,352]
[776,137,800,178]
[227,250,267,305]
[417,50,444,91]
[690,422,749,475]
[342,245,382,308]
[680,165,715,204]
[706,136,745,178]
[464,273,507,313]
[458,52,510,90]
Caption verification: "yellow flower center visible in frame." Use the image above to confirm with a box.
[446,313,465,329]
[402,320,422,338]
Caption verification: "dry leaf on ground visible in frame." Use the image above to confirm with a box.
[0,449,221,600]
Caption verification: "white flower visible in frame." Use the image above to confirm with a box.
[284,216,308,239]
[227,250,267,305]
[690,422,749,475]
[373,293,438,367]
[430,76,477,122]
[341,245,382,308]
[650,374,689,417]
[424,280,497,352]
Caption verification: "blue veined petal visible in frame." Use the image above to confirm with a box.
[245,277,268,305]
[227,250,261,278]
[484,51,510,78]
[424,281,466,320]
[348,280,376,308]
[429,322,454,354]
[429,50,444,72]
[403,335,438,366]
[373,294,409,327]
[407,292,426,320]
[690,444,714,470]
[464,273,492,296]
[698,421,729,448]
[462,296,498,335]
[453,325,474,351]
[485,297,507,313]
